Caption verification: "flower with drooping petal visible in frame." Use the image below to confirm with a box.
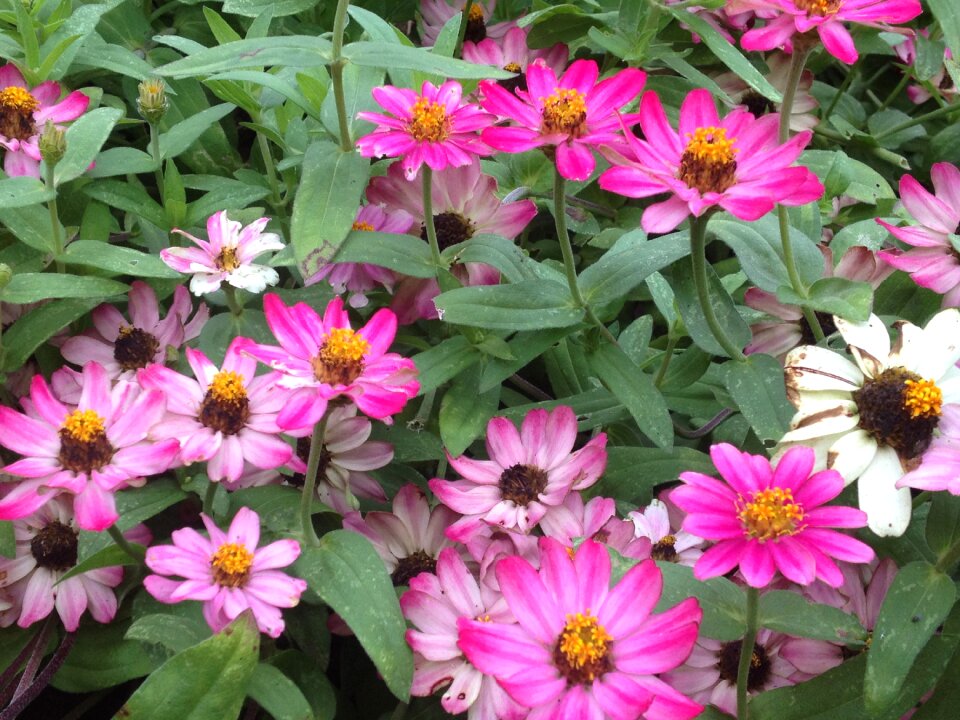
[367,161,538,323]
[714,52,819,132]
[161,211,285,296]
[739,0,922,65]
[244,294,419,430]
[478,59,646,181]
[599,88,823,234]
[628,498,704,567]
[420,0,513,47]
[138,337,293,484]
[463,26,568,95]
[893,30,957,105]
[671,443,874,587]
[402,547,526,720]
[778,310,960,536]
[343,484,459,587]
[877,163,960,308]
[430,406,607,542]
[0,63,88,177]
[356,80,495,180]
[459,537,704,720]
[0,362,179,531]
[61,281,209,386]
[144,506,307,638]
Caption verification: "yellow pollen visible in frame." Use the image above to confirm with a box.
[320,328,369,365]
[209,370,247,404]
[467,2,484,22]
[0,86,38,112]
[795,0,842,15]
[475,613,492,622]
[503,62,522,73]
[903,379,942,419]
[558,611,612,679]
[684,126,738,165]
[216,246,240,272]
[738,488,804,541]
[61,409,106,443]
[659,535,676,546]
[408,98,450,143]
[211,542,254,587]
[541,88,587,136]
[352,220,375,232]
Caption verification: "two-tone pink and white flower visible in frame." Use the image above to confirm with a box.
[463,26,568,92]
[419,0,513,47]
[628,498,704,567]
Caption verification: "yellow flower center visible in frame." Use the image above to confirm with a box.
[738,488,804,541]
[468,2,484,22]
[209,370,247,404]
[651,534,680,563]
[475,613,492,622]
[210,542,254,587]
[62,409,105,442]
[555,610,613,683]
[903,378,942,419]
[0,86,39,112]
[0,86,39,141]
[352,220,375,232]
[199,370,250,435]
[216,246,240,272]
[504,62,522,73]
[408,98,450,143]
[795,0,842,15]
[59,409,114,473]
[541,88,588,137]
[312,327,369,385]
[678,126,739,194]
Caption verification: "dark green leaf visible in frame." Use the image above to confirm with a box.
[222,0,317,18]
[724,354,793,443]
[58,543,144,584]
[777,277,873,323]
[453,234,540,284]
[55,107,124,186]
[156,36,333,77]
[126,614,211,655]
[2,298,99,371]
[0,520,14,558]
[159,104,236,160]
[480,327,574,392]
[0,203,56,252]
[434,279,584,330]
[439,364,501,456]
[54,621,162,693]
[926,492,960,571]
[758,590,866,644]
[87,147,158,178]
[579,230,689,305]
[669,262,751,358]
[656,561,746,641]
[84,180,167,229]
[412,335,480,394]
[343,41,513,79]
[333,231,435,278]
[247,663,315,720]
[929,0,960,59]
[599,447,714,504]
[1,273,128,303]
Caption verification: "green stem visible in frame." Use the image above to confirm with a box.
[821,62,856,123]
[874,102,960,141]
[736,587,760,720]
[690,215,746,361]
[935,535,960,573]
[422,167,442,269]
[300,415,328,547]
[44,164,64,272]
[202,482,218,517]
[149,122,164,205]
[879,71,911,111]
[653,333,678,387]
[330,0,353,152]
[107,525,146,564]
[254,122,283,206]
[635,1,661,63]
[222,285,244,317]
[553,171,585,309]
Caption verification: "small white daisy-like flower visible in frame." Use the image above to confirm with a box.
[778,309,960,537]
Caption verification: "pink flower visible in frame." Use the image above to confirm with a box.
[463,26,568,93]
[459,537,704,720]
[739,0,922,65]
[161,211,285,296]
[61,281,209,385]
[0,499,123,630]
[898,403,960,494]
[628,498,705,567]
[0,362,179,531]
[671,443,874,588]
[714,52,820,132]
[138,337,293,484]
[877,163,960,307]
[599,88,823,233]
[367,161,537,323]
[343,484,459,586]
[430,406,607,542]
[894,32,956,105]
[539,493,653,560]
[0,63,88,177]
[244,294,419,430]
[478,59,646,181]
[144,506,307,638]
[402,547,526,719]
[305,204,413,308]
[356,80,494,180]
[420,0,513,47]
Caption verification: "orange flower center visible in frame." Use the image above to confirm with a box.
[59,409,114,473]
[738,488,804,541]
[503,62,522,73]
[554,610,613,683]
[352,220,375,232]
[795,0,842,16]
[312,327,369,385]
[678,126,738,193]
[211,542,254,587]
[408,98,450,143]
[468,2,484,22]
[0,86,39,141]
[541,88,587,137]
[199,370,250,435]
[216,246,240,272]
[903,378,942,419]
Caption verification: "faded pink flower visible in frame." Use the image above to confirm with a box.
[715,52,819,132]
[628,498,704,567]
[463,26,567,94]
[420,0,513,47]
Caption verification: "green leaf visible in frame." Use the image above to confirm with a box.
[0,203,56,251]
[58,542,144,584]
[412,335,479,394]
[926,492,960,571]
[656,561,746,641]
[84,180,167,229]
[453,233,542,284]
[87,147,158,178]
[776,277,873,323]
[294,531,413,701]
[322,58,384,136]
[54,107,124,186]
[196,310,272,365]
[0,520,14,558]
[156,36,333,77]
[116,613,260,720]
[343,42,513,79]
[0,176,55,209]
[800,150,895,204]
[724,354,794,443]
[926,0,960,61]
[480,327,575,392]
[247,663,315,720]
[159,104,236,160]
[588,343,673,449]
[865,561,958,713]
[1,273,128,303]
[212,70,317,117]
[600,447,714,504]
[579,230,689,305]
[126,614,211,655]
[54,621,162,693]
[758,590,866,644]
[668,262,751,358]
[62,240,181,278]
[223,0,317,18]
[434,279,584,330]
[226,485,313,533]
[333,231,435,278]
[292,141,369,273]
[439,364,501,456]
[2,298,99,372]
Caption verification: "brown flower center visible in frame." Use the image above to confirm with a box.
[114,325,161,371]
[553,611,613,684]
[420,212,475,251]
[541,88,587,137]
[678,126,738,193]
[198,370,250,435]
[391,549,437,586]
[59,409,114,473]
[0,86,38,141]
[30,520,79,571]
[211,542,254,587]
[216,246,240,272]
[651,535,679,562]
[408,98,450,143]
[312,328,369,385]
[718,640,771,691]
[741,91,775,118]
[498,463,548,506]
[853,367,941,459]
[795,0,842,16]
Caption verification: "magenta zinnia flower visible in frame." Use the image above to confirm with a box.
[138,337,293,484]
[430,406,607,542]
[144,506,307,638]
[478,59,646,181]
[459,537,704,720]
[245,294,419,430]
[0,63,88,177]
[161,210,285,296]
[671,443,874,588]
[0,362,179,531]
[599,88,823,233]
[356,80,494,180]
[877,163,960,307]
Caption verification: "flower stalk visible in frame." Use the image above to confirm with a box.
[107,525,146,564]
[422,167,442,269]
[689,214,746,361]
[300,414,329,547]
[330,0,353,152]
[736,586,760,720]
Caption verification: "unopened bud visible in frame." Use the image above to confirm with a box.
[38,121,66,166]
[137,78,168,124]
[0,264,12,290]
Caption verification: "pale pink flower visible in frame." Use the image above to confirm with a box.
[161,211,284,296]
[144,506,307,638]
[599,88,823,234]
[138,337,293,484]
[0,362,179,531]
[61,281,208,385]
[539,493,653,560]
[430,406,607,542]
[715,52,819,132]
[459,538,704,720]
[356,80,494,180]
[478,59,646,181]
[463,26,567,94]
[671,443,874,588]
[401,547,526,720]
[628,498,705,567]
[343,484,459,586]
[898,404,960,494]
[244,294,419,430]
[0,63,88,177]
[894,32,957,105]
[420,0,513,47]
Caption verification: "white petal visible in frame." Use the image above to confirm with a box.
[857,445,911,537]
[827,428,878,484]
[899,309,960,380]
[835,314,890,379]
[781,402,859,442]
[785,346,863,398]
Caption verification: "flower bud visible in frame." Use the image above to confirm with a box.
[38,121,66,166]
[137,78,168,124]
[0,263,11,290]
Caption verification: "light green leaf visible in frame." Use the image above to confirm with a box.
[758,590,867,644]
[63,240,181,278]
[724,354,793,443]
[126,614,211,655]
[334,231,435,278]
[223,0,318,18]
[579,230,689,306]
[439,364,501,456]
[1,273,128,303]
[156,36,333,77]
[0,176,55,209]
[656,561,746,641]
[434,279,584,330]
[55,107,123,186]
[776,277,874,323]
[159,103,236,160]
[343,41,513,79]
[669,262,751,358]
[927,0,960,60]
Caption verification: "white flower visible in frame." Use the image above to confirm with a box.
[628,499,703,566]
